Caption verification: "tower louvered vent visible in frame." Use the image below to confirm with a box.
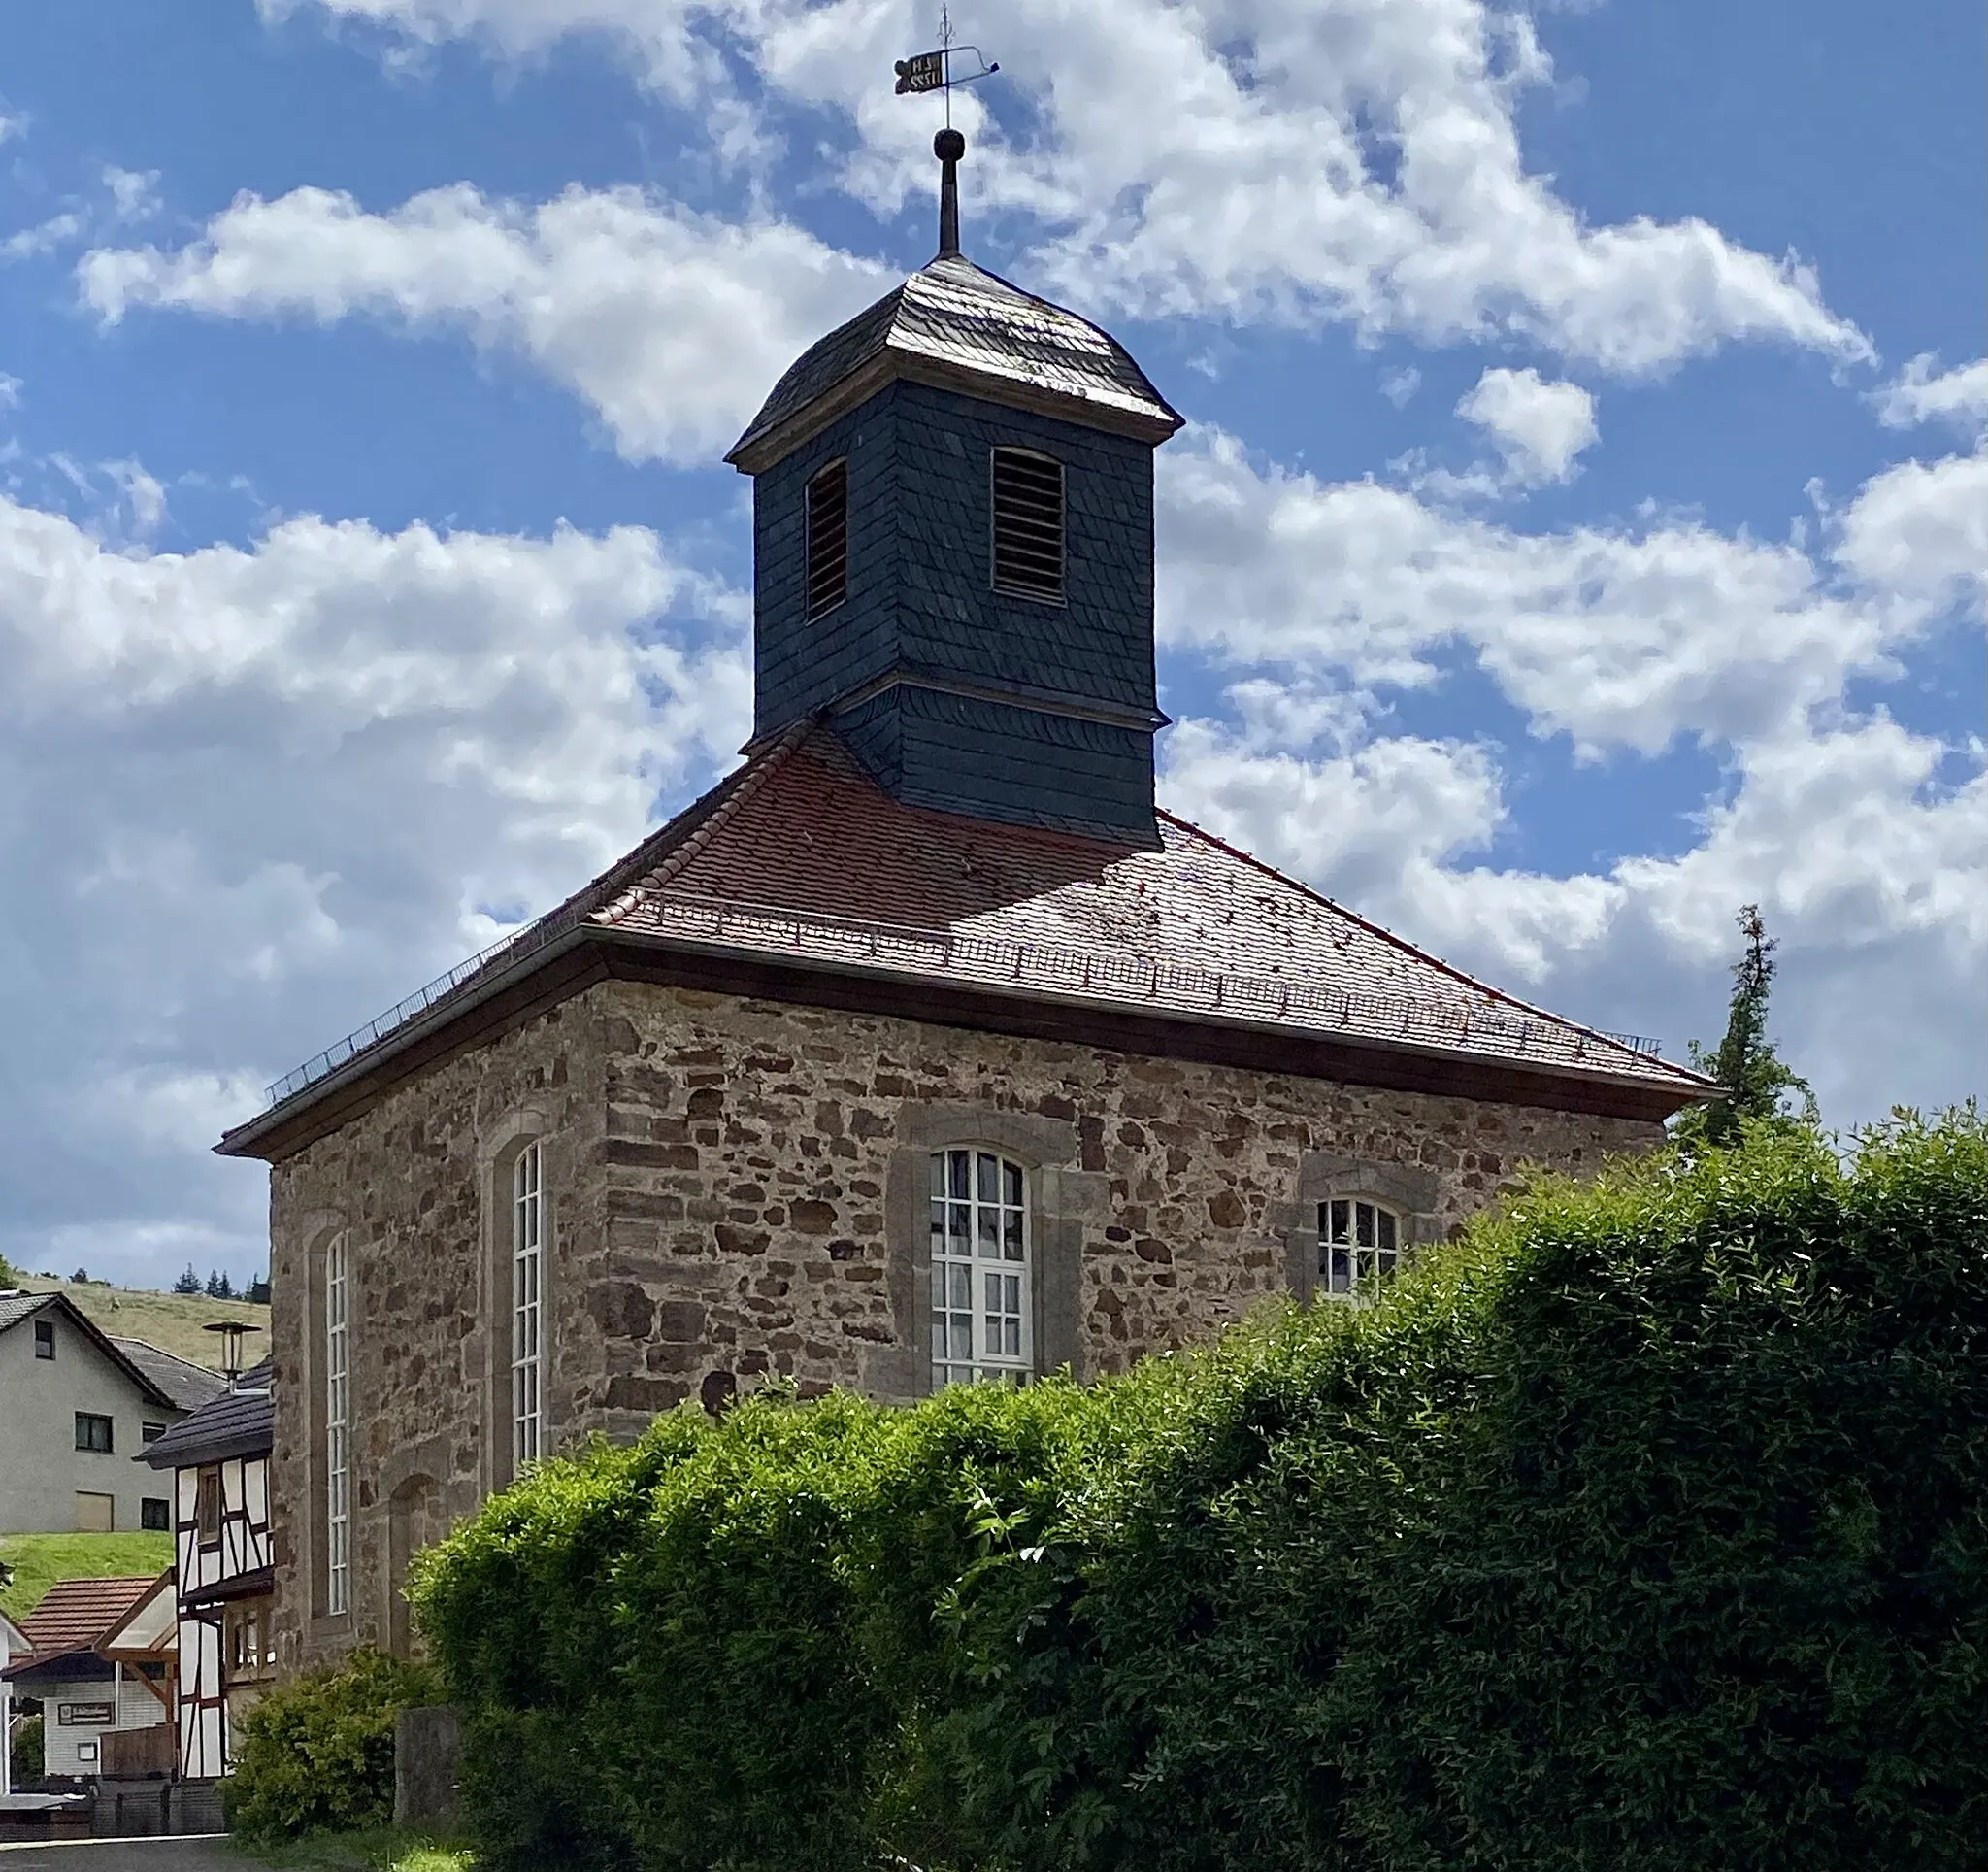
[805,459,848,619]
[990,448,1065,601]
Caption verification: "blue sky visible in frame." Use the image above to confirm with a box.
[0,0,1980,1288]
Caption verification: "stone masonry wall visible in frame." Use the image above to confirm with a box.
[265,996,605,1673]
[265,977,1662,1671]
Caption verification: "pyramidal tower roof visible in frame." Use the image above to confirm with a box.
[728,135,1180,473]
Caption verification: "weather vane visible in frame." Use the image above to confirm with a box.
[894,4,999,127]
[895,6,999,258]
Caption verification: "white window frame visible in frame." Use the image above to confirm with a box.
[324,1231,350,1617]
[930,1148,1032,1388]
[1318,1198,1402,1298]
[511,1143,545,1472]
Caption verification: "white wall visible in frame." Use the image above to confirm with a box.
[33,1670,165,1779]
[0,1310,184,1533]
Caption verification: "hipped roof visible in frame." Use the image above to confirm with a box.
[222,723,1711,1161]
[727,251,1183,471]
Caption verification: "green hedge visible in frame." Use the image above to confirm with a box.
[414,1112,1988,1872]
[229,1646,444,1842]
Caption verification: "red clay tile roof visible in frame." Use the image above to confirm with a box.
[18,1576,166,1663]
[585,726,1706,1093]
[244,722,1711,1133]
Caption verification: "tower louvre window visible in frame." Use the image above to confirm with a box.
[805,458,848,620]
[990,448,1065,601]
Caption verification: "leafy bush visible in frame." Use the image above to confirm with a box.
[10,1713,43,1785]
[415,1112,1988,1872]
[229,1646,443,1842]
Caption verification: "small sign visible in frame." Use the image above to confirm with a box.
[58,1700,116,1726]
[894,50,944,93]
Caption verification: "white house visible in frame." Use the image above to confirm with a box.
[0,1293,224,1535]
[0,1577,172,1781]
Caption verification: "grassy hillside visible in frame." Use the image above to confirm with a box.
[0,1531,174,1621]
[12,1274,270,1372]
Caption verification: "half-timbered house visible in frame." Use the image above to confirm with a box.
[140,1361,275,1780]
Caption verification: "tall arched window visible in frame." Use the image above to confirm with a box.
[930,1148,1030,1387]
[323,1231,350,1616]
[512,1143,545,1471]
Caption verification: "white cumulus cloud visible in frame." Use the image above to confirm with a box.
[81,183,895,464]
[1872,353,1988,434]
[1456,366,1599,485]
[261,0,1870,376]
[0,486,748,1283]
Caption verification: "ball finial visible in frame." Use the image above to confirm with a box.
[934,127,966,163]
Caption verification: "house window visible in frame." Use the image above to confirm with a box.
[805,458,848,619]
[34,1319,53,1358]
[512,1143,545,1472]
[195,1466,222,1545]
[1319,1199,1402,1297]
[324,1231,350,1617]
[225,1600,272,1677]
[74,1412,114,1454]
[141,1421,166,1443]
[930,1149,1030,1388]
[141,1497,171,1532]
[990,447,1065,602]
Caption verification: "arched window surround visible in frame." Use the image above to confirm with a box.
[1273,1155,1441,1305]
[883,1104,1102,1401]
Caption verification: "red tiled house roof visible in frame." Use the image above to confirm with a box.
[17,1576,165,1665]
[221,723,1710,1160]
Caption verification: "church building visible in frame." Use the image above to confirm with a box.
[218,133,1711,1673]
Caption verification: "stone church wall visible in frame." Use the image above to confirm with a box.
[265,979,1661,1670]
[264,995,608,1674]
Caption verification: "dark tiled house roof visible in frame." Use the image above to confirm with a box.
[0,1291,51,1333]
[111,1338,227,1414]
[226,724,1711,1158]
[0,1292,204,1412]
[142,1367,273,1470]
[728,253,1183,468]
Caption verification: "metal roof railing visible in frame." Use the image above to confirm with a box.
[264,888,1669,1111]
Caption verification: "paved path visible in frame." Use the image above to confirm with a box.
[0,1840,269,1870]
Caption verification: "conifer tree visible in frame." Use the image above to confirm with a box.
[1673,905,1817,1150]
[174,1263,203,1295]
[205,1269,224,1298]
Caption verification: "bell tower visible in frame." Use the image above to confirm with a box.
[725,131,1182,846]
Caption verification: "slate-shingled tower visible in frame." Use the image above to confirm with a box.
[726,132,1182,844]
[222,129,1713,1682]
